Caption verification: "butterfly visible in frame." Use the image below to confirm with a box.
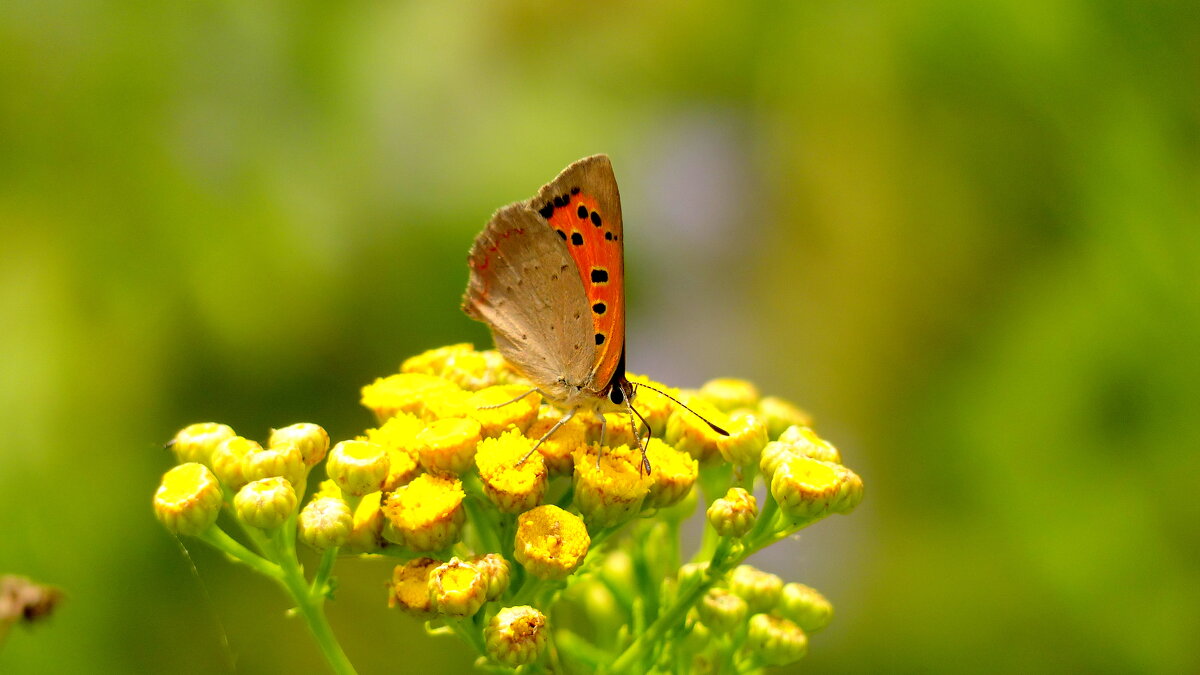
[462,155,724,471]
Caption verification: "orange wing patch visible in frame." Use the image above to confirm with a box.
[538,189,625,385]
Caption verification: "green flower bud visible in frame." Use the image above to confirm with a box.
[729,565,783,614]
[485,605,548,667]
[269,423,330,467]
[326,440,390,497]
[234,477,297,530]
[778,582,833,632]
[168,423,235,466]
[298,497,353,550]
[706,487,758,538]
[758,441,795,482]
[429,557,487,617]
[757,397,813,438]
[473,553,511,602]
[697,588,748,632]
[154,463,224,536]
[699,378,760,413]
[771,455,863,523]
[745,614,807,666]
[677,562,710,588]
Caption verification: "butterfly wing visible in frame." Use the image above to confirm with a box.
[463,203,596,402]
[529,155,626,392]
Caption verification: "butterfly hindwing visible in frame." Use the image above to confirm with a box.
[463,204,596,402]
[529,155,626,391]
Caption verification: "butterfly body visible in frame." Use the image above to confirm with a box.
[463,155,634,418]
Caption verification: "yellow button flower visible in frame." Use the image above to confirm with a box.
[757,396,813,438]
[706,487,758,538]
[428,557,487,617]
[268,423,330,467]
[665,397,729,464]
[389,557,440,618]
[475,430,548,513]
[643,439,698,509]
[715,412,769,466]
[420,387,474,421]
[326,440,390,497]
[361,372,460,423]
[745,613,808,666]
[243,440,307,489]
[343,492,385,554]
[626,374,681,437]
[363,414,423,490]
[572,444,653,528]
[699,377,760,413]
[485,605,548,667]
[297,496,352,550]
[778,425,842,464]
[382,474,465,551]
[234,477,297,530]
[729,565,783,613]
[473,553,511,601]
[514,505,589,580]
[468,385,541,438]
[770,455,863,522]
[168,423,235,466]
[415,417,482,475]
[584,412,638,449]
[210,436,259,491]
[153,463,223,536]
[778,582,833,632]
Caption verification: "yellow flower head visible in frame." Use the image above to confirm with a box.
[485,605,548,668]
[524,408,588,475]
[697,587,749,632]
[153,463,223,536]
[297,496,353,550]
[415,417,482,475]
[572,444,654,528]
[402,343,475,376]
[706,487,758,538]
[757,397,813,438]
[210,436,260,491]
[168,423,235,466]
[473,553,511,601]
[326,440,390,497]
[243,440,307,489]
[403,343,507,391]
[363,414,423,490]
[469,385,540,438]
[361,373,460,423]
[514,505,590,580]
[389,557,440,618]
[778,582,833,633]
[475,430,548,513]
[665,397,730,464]
[699,377,761,413]
[428,557,487,617]
[626,374,680,437]
[729,564,783,614]
[234,477,298,530]
[268,423,330,467]
[643,439,698,509]
[343,491,385,554]
[382,474,465,551]
[715,412,769,466]
[770,455,863,523]
[420,387,474,421]
[745,613,808,666]
[583,412,638,449]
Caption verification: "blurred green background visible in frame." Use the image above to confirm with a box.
[2,0,1197,672]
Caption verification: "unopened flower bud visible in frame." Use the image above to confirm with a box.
[706,487,758,538]
[572,443,653,527]
[154,463,223,536]
[389,557,440,618]
[715,413,769,466]
[485,605,548,667]
[210,436,259,490]
[770,456,863,523]
[475,430,548,513]
[665,397,728,463]
[382,474,465,551]
[268,423,330,467]
[677,562,710,588]
[168,423,235,466]
[514,505,589,580]
[243,440,307,489]
[778,425,841,464]
[344,492,385,554]
[416,417,482,475]
[698,588,749,632]
[757,397,813,438]
[429,557,487,616]
[699,378,760,413]
[234,477,297,530]
[745,614,807,666]
[298,497,353,550]
[326,440,390,497]
[729,565,783,613]
[474,553,511,601]
[778,582,833,632]
[759,441,795,481]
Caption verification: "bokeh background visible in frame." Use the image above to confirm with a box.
[2,1,1197,672]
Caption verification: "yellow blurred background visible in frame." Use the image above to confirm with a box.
[2,1,1197,672]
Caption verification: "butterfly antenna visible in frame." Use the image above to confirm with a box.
[632,382,730,436]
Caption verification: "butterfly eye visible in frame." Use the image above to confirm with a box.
[609,386,624,405]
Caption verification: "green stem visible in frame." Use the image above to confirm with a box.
[200,527,282,579]
[310,547,338,601]
[610,576,711,674]
[276,551,358,675]
[445,616,488,658]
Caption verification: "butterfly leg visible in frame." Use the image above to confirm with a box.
[479,387,546,410]
[628,404,652,475]
[517,407,577,465]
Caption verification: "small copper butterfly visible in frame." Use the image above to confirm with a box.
[463,155,725,471]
